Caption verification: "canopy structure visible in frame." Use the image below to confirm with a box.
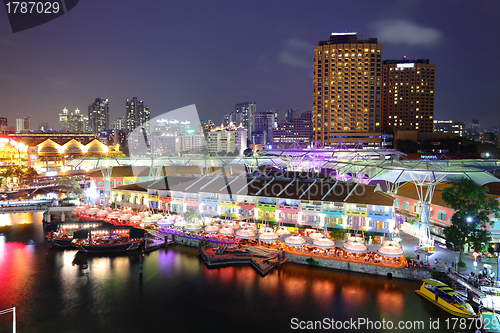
[343,240,368,253]
[283,235,306,247]
[184,223,202,232]
[377,240,404,257]
[368,162,500,250]
[235,227,257,239]
[204,225,219,233]
[312,237,335,249]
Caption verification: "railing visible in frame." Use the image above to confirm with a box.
[0,307,16,332]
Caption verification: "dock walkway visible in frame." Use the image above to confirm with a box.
[199,244,286,276]
[144,230,173,252]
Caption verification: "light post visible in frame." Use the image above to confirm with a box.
[473,251,478,272]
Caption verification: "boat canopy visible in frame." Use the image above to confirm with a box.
[73,226,145,239]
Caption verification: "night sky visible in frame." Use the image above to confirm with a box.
[1,0,499,130]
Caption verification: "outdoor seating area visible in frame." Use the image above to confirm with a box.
[283,245,407,269]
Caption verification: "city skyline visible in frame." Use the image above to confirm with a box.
[0,1,499,130]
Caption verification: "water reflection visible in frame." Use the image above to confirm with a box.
[0,213,460,333]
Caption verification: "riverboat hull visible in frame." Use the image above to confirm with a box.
[415,279,476,318]
[73,240,143,253]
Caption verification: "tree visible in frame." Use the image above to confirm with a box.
[183,207,198,222]
[58,177,84,199]
[441,177,500,263]
[243,147,253,157]
[23,167,39,185]
[394,139,419,153]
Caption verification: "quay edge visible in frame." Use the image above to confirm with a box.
[171,235,431,281]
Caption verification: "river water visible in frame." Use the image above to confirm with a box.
[0,213,477,332]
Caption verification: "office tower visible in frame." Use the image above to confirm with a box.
[88,98,109,135]
[16,117,30,132]
[252,109,278,144]
[126,97,150,132]
[313,32,382,145]
[381,59,435,132]
[272,111,313,147]
[285,108,300,122]
[235,102,256,138]
[59,108,88,132]
[0,117,7,126]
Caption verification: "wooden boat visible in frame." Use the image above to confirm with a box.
[44,221,115,247]
[415,279,476,318]
[71,225,145,253]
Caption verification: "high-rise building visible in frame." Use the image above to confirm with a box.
[88,98,109,135]
[16,117,30,132]
[207,123,247,156]
[381,59,435,132]
[59,108,88,132]
[272,111,313,148]
[465,117,481,140]
[235,102,256,138]
[285,108,300,122]
[126,97,150,132]
[252,109,278,144]
[0,117,7,126]
[313,32,382,145]
[113,116,127,130]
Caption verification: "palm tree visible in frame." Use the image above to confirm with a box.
[1,166,15,187]
[13,166,25,186]
[23,167,39,185]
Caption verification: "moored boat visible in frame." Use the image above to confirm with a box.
[71,225,145,253]
[45,221,115,247]
[415,279,476,318]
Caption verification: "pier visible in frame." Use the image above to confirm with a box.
[144,229,174,252]
[199,244,286,276]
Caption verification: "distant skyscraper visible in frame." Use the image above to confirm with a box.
[381,59,435,133]
[313,32,382,145]
[273,111,312,147]
[252,109,278,144]
[434,120,464,138]
[59,108,88,132]
[39,122,50,131]
[16,117,30,132]
[88,98,109,135]
[126,97,150,132]
[235,102,256,138]
[285,108,300,122]
[0,117,7,126]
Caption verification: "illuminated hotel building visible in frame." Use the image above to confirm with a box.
[381,59,435,132]
[313,32,382,146]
